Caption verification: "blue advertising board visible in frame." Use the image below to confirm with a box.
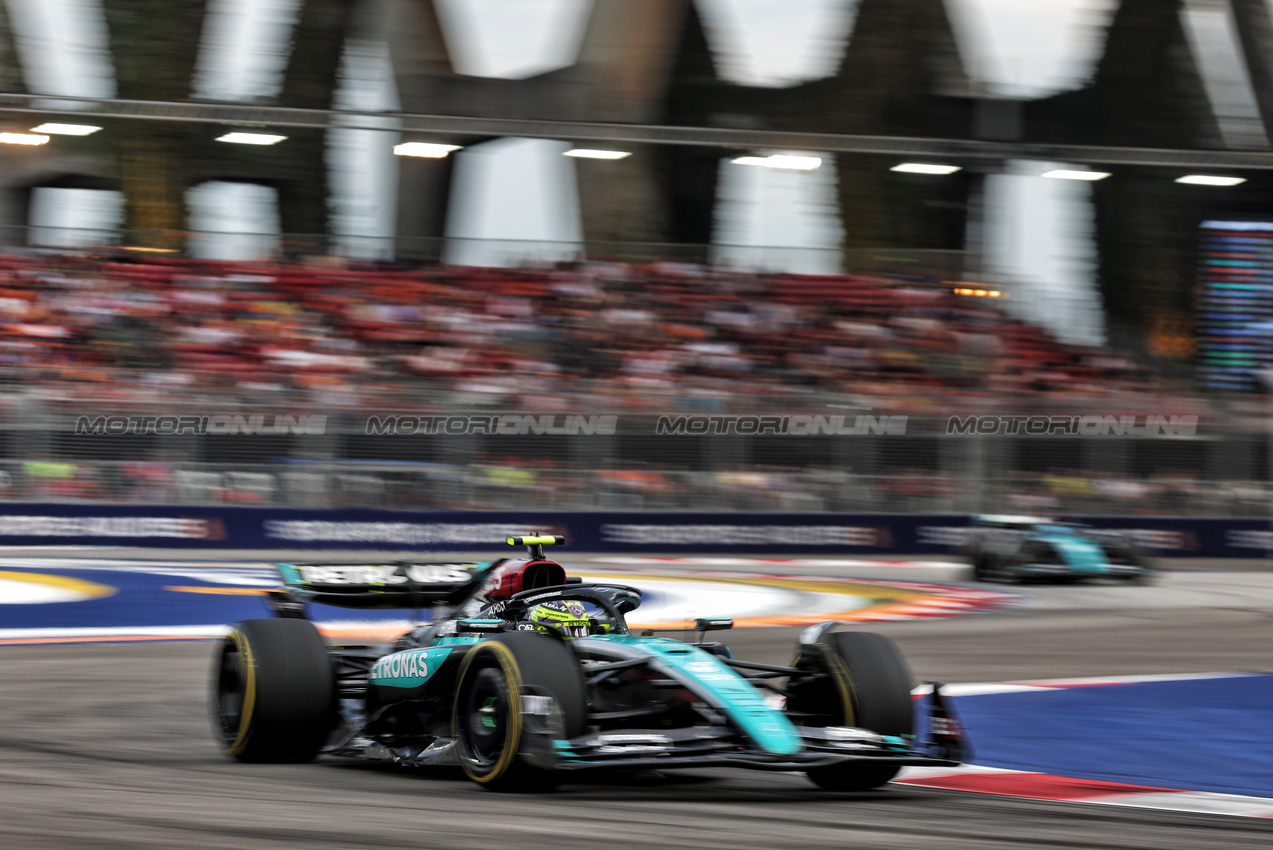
[0,505,1264,557]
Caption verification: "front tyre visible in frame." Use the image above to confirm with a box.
[452,632,585,792]
[792,631,915,791]
[212,618,336,763]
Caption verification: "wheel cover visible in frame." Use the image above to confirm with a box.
[462,668,510,769]
[453,642,524,782]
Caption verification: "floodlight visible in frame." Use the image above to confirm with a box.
[31,123,101,136]
[891,163,961,175]
[1176,175,1245,186]
[0,133,49,146]
[216,132,287,145]
[1042,170,1110,181]
[564,149,632,160]
[393,142,462,158]
[731,154,822,171]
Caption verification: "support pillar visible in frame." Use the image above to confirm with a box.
[1230,0,1273,142]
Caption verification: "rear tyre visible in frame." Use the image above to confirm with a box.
[212,618,336,763]
[452,632,586,792]
[793,631,915,791]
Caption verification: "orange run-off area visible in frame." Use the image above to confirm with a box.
[0,569,1018,646]
[149,573,1018,643]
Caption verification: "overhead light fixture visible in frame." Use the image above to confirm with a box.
[393,142,462,158]
[1176,175,1245,186]
[953,287,1004,298]
[891,163,961,175]
[216,132,287,145]
[564,149,631,160]
[1042,169,1110,181]
[31,123,101,136]
[0,132,49,146]
[731,154,822,171]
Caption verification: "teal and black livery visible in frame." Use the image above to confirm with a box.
[212,534,967,792]
[964,515,1155,583]
[271,560,489,611]
[582,635,803,755]
[370,647,453,688]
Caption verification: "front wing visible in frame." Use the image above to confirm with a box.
[334,686,967,775]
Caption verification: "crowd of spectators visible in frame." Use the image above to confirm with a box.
[0,251,1258,516]
[0,252,1205,414]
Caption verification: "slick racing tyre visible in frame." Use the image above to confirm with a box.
[788,631,915,791]
[452,632,586,792]
[212,618,336,763]
[965,540,992,582]
[971,552,995,582]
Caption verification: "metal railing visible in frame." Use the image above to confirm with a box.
[5,92,1273,168]
[2,223,977,278]
[2,459,1267,517]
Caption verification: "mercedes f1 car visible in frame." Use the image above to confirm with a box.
[963,515,1154,584]
[211,536,967,792]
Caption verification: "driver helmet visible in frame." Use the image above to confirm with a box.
[528,599,590,638]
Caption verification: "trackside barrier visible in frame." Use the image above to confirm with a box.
[0,506,1265,558]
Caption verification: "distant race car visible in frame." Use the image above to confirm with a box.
[962,515,1153,584]
[211,535,967,792]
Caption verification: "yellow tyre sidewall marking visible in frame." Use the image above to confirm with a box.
[828,651,857,727]
[225,629,257,756]
[0,571,116,600]
[453,641,523,783]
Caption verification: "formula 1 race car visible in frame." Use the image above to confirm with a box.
[211,536,967,792]
[963,515,1153,584]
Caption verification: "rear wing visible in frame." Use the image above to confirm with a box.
[270,561,487,610]
[267,536,568,615]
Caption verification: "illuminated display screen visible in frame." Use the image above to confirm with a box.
[1197,220,1273,392]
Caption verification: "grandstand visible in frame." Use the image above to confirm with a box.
[0,249,1260,519]
[0,252,1190,412]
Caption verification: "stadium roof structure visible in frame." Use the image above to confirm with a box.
[3,92,1273,171]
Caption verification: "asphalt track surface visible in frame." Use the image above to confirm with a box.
[2,557,1272,848]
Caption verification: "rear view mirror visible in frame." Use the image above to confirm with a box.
[613,589,641,614]
[457,619,506,633]
[695,618,733,632]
